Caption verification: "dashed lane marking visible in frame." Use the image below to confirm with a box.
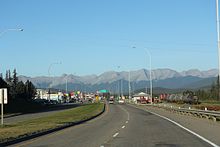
[113,132,119,138]
[118,105,130,121]
[122,126,125,129]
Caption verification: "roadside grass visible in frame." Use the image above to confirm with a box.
[200,100,220,105]
[0,103,104,143]
[194,101,220,111]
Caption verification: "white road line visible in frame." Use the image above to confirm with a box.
[113,132,119,138]
[126,121,128,124]
[122,126,125,129]
[119,105,130,121]
[146,110,219,147]
[100,146,104,147]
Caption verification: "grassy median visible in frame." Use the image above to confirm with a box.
[0,103,104,143]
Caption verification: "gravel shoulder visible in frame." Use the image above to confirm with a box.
[131,104,220,145]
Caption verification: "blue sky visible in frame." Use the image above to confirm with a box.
[0,0,218,77]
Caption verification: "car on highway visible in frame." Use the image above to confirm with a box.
[109,99,114,104]
[118,99,125,104]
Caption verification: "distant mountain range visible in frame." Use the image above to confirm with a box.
[19,68,218,93]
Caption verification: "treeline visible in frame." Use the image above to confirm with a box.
[195,76,220,101]
[0,69,38,113]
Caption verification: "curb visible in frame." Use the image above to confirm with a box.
[0,103,106,147]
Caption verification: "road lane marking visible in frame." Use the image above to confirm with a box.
[126,121,128,124]
[100,145,104,147]
[118,105,130,121]
[122,126,125,129]
[146,110,219,147]
[113,132,119,138]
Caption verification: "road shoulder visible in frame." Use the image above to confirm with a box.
[129,104,220,146]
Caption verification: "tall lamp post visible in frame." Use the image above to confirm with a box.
[65,75,68,94]
[48,62,61,101]
[0,28,23,37]
[117,66,121,99]
[132,47,153,104]
[0,28,23,126]
[128,70,131,99]
[145,49,153,104]
[216,0,220,100]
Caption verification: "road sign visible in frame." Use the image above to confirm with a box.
[1,88,7,126]
[0,88,7,104]
[99,89,108,93]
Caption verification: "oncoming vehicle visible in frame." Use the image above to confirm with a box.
[109,98,114,104]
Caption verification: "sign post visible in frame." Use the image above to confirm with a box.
[0,88,8,126]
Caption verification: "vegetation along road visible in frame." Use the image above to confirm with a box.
[0,103,104,145]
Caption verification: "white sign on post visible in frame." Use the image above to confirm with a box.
[0,88,7,104]
[1,88,7,126]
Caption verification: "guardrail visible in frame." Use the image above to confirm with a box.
[152,104,220,122]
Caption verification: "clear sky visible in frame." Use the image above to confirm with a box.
[0,0,218,77]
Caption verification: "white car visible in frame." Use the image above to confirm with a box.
[109,99,114,104]
[118,99,125,104]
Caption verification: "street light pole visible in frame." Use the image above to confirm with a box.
[128,70,131,99]
[132,46,153,104]
[48,62,61,101]
[66,76,68,94]
[117,66,121,99]
[145,49,153,104]
[0,28,23,37]
[216,0,220,100]
[0,28,23,126]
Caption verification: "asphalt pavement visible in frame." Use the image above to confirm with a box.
[10,104,213,147]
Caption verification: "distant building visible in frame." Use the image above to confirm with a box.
[132,92,151,104]
[35,89,48,99]
[35,89,63,101]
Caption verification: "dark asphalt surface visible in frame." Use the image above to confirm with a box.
[11,104,212,147]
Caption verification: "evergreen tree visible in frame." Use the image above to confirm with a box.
[8,70,12,82]
[13,69,18,87]
[195,89,209,101]
[5,70,9,82]
[10,69,19,101]
[0,77,8,88]
[15,81,26,99]
[5,70,12,84]
[25,80,36,100]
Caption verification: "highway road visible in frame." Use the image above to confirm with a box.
[11,104,214,147]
